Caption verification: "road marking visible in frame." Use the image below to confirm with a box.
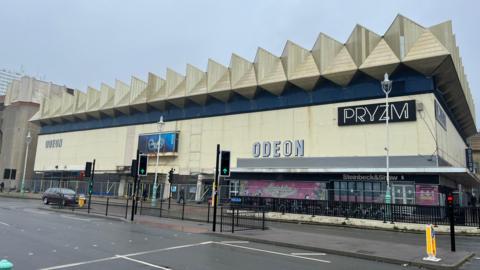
[123,241,213,257]
[39,256,119,270]
[290,252,326,256]
[215,242,331,264]
[116,255,171,269]
[0,221,10,227]
[60,215,90,221]
[23,208,49,215]
[40,241,213,269]
[219,241,249,244]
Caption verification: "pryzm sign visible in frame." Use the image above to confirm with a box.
[338,100,416,126]
[252,140,304,158]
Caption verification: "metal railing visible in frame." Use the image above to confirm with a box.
[220,205,266,233]
[232,196,480,227]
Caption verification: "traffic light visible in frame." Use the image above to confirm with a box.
[138,154,148,176]
[219,151,230,177]
[88,180,93,195]
[168,168,175,183]
[85,162,92,177]
[130,159,138,177]
[447,193,454,207]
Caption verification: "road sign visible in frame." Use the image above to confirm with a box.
[219,151,230,177]
[138,154,148,176]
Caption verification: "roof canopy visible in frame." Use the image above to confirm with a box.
[31,15,476,137]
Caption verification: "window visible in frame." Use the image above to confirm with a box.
[10,169,16,180]
[3,169,10,180]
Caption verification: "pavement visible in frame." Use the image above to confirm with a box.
[2,196,480,269]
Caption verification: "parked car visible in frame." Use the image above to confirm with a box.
[42,188,77,206]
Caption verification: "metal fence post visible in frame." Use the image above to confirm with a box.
[159,197,163,217]
[125,199,129,219]
[477,207,480,229]
[105,198,109,216]
[262,208,266,230]
[231,206,235,233]
[383,204,386,223]
[345,202,349,220]
[220,206,223,232]
[390,203,394,224]
[207,202,211,223]
[312,200,316,217]
[182,199,185,220]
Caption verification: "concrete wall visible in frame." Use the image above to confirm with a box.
[0,102,40,189]
[435,101,468,168]
[35,93,463,177]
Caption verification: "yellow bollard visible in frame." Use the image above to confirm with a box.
[78,196,85,208]
[423,224,441,262]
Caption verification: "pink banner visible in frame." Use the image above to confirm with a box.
[239,180,326,200]
[415,184,439,206]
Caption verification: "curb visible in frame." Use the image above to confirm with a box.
[267,219,480,237]
[38,207,128,223]
[0,194,41,201]
[206,232,474,270]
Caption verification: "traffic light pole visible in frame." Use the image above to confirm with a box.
[448,193,456,252]
[130,150,140,221]
[87,159,95,213]
[212,144,220,232]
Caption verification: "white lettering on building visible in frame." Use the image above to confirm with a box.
[253,140,304,158]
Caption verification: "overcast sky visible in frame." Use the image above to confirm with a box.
[1,0,478,122]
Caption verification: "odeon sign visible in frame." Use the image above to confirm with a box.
[252,140,304,158]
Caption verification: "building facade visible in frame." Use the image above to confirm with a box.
[0,69,23,96]
[32,16,478,206]
[0,76,68,191]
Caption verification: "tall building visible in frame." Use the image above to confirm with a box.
[0,76,68,191]
[32,15,479,206]
[0,69,23,95]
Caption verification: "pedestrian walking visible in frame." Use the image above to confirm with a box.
[142,188,148,201]
[0,182,4,193]
[177,187,185,204]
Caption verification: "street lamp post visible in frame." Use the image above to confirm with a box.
[21,131,32,195]
[151,116,165,207]
[381,73,393,205]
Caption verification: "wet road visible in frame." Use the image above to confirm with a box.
[0,197,430,269]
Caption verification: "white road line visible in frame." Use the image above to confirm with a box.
[23,208,49,215]
[123,241,213,257]
[214,242,331,264]
[39,241,212,269]
[60,215,90,221]
[38,257,119,270]
[116,255,171,270]
[219,241,250,244]
[0,221,10,227]
[290,252,326,256]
